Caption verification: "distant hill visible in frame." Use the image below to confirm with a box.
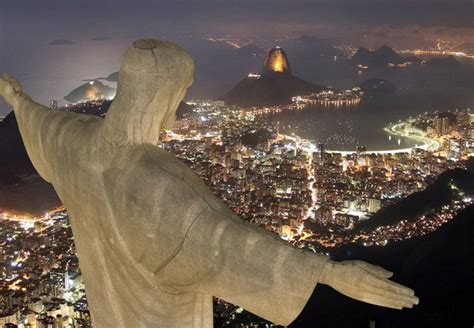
[350,45,422,68]
[350,45,403,67]
[0,111,62,214]
[223,46,325,107]
[64,80,116,103]
[356,168,474,232]
[241,127,274,147]
[425,56,461,67]
[105,71,119,82]
[175,102,195,118]
[223,72,324,107]
[294,204,474,327]
[357,78,396,94]
[0,112,35,184]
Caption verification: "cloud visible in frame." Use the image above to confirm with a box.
[48,39,75,46]
[91,36,112,41]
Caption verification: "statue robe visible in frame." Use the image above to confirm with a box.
[12,93,328,327]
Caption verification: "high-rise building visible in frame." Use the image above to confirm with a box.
[318,142,325,162]
[368,198,381,213]
[433,116,450,136]
[49,268,68,290]
[466,123,474,154]
[447,138,463,161]
[456,111,470,125]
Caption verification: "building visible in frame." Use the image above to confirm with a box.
[433,116,450,136]
[318,142,325,162]
[447,138,463,161]
[368,198,382,213]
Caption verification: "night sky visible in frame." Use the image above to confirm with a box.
[1,0,473,115]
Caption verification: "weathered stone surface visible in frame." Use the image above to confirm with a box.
[0,39,418,327]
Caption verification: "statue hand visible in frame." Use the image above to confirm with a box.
[0,73,23,107]
[320,260,419,310]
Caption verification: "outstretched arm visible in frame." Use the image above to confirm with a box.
[0,74,56,182]
[157,204,328,326]
[159,203,418,326]
[0,74,90,183]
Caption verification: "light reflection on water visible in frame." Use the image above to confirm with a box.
[264,99,431,151]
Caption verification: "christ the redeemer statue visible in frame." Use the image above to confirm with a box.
[0,39,418,327]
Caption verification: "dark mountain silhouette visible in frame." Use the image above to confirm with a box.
[223,72,324,107]
[223,46,325,107]
[293,203,474,328]
[241,127,274,147]
[0,112,35,184]
[105,71,119,82]
[350,45,422,68]
[356,168,474,232]
[351,45,402,67]
[1,111,61,214]
[176,102,195,118]
[357,78,396,94]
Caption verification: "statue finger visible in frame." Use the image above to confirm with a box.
[368,277,416,298]
[359,290,416,310]
[358,277,418,305]
[354,261,393,278]
[362,284,419,305]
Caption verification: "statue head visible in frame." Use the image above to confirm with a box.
[103,39,194,147]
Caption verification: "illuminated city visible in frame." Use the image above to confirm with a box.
[2,95,472,326]
[1,0,474,327]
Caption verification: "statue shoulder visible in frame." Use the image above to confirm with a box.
[101,145,227,274]
[103,145,213,218]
